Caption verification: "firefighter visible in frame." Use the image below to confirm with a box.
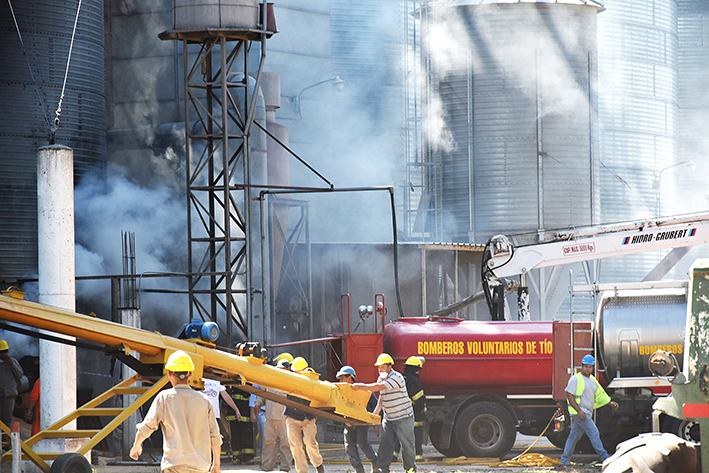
[560,354,619,468]
[225,386,255,463]
[130,351,221,473]
[402,356,426,461]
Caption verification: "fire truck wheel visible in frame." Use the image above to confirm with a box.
[49,453,92,473]
[428,420,463,457]
[454,401,515,458]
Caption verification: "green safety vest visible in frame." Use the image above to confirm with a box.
[568,372,611,415]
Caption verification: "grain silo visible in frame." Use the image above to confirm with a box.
[419,0,602,244]
[0,0,106,278]
[596,0,679,282]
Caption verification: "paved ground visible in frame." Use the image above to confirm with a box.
[91,436,603,473]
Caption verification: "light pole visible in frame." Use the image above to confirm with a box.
[291,76,345,119]
[655,160,696,217]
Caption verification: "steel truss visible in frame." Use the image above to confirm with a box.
[160,25,272,347]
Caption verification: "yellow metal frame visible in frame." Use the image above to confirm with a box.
[0,374,169,472]
[0,295,381,425]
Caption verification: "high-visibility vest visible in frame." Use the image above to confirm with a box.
[568,372,611,415]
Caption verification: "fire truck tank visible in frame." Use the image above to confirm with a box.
[596,289,686,380]
[383,318,554,395]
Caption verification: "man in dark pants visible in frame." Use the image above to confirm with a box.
[225,386,255,463]
[402,357,426,461]
[0,340,23,429]
[337,366,378,473]
[352,353,416,473]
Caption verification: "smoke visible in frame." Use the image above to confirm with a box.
[74,164,188,331]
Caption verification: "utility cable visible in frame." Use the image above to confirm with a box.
[7,0,52,137]
[52,0,83,144]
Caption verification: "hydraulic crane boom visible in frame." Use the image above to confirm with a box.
[485,212,709,278]
[0,293,378,426]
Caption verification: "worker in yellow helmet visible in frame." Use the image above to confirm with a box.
[130,351,222,473]
[284,357,325,473]
[0,339,23,429]
[353,353,416,473]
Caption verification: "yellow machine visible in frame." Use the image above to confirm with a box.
[0,292,379,472]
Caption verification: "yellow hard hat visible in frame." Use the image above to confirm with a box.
[405,356,423,368]
[165,350,195,372]
[291,356,308,372]
[0,340,8,351]
[375,353,394,366]
[276,352,294,363]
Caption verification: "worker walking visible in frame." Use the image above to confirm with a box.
[0,340,23,429]
[337,366,378,473]
[130,351,221,473]
[352,353,416,473]
[560,354,618,467]
[285,357,325,473]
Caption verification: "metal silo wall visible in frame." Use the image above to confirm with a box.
[0,0,106,279]
[422,3,599,244]
[596,0,679,282]
[674,1,709,218]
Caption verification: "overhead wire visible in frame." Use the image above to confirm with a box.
[7,0,52,137]
[52,0,84,144]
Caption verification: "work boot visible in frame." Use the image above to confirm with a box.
[316,464,325,473]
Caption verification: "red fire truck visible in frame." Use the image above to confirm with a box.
[328,212,709,458]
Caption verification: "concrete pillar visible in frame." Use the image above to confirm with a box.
[37,144,77,431]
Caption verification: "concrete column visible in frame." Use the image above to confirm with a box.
[37,145,77,431]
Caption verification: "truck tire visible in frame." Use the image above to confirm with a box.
[49,453,92,473]
[454,401,515,458]
[661,416,700,443]
[428,420,463,457]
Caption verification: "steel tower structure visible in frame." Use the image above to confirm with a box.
[160,7,274,347]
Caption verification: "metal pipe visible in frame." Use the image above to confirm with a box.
[259,186,406,319]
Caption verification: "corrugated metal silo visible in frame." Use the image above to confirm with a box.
[420,0,602,244]
[0,0,106,278]
[674,0,709,218]
[596,0,678,282]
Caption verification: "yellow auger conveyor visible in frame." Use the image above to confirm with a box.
[0,292,379,472]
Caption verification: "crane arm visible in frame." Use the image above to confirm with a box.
[486,212,709,278]
[0,294,378,425]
